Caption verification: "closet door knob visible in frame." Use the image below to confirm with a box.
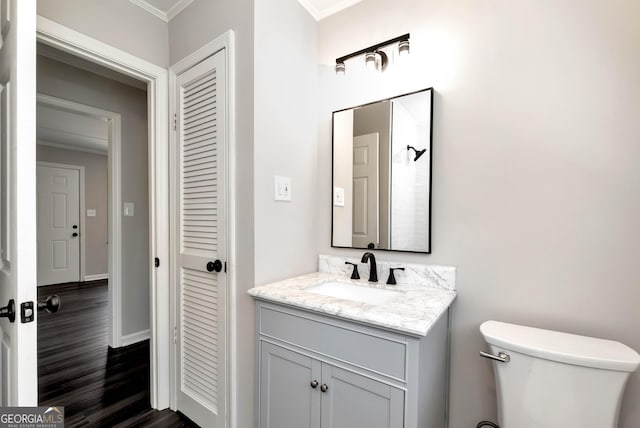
[320,384,328,393]
[310,380,319,389]
[206,260,222,272]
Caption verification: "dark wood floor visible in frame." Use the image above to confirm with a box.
[38,280,198,427]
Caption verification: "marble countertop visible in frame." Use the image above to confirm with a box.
[248,272,456,337]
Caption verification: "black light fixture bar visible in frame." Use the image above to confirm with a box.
[335,33,410,65]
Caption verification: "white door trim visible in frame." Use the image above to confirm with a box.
[169,30,236,426]
[36,161,86,284]
[36,16,171,410]
[36,95,121,347]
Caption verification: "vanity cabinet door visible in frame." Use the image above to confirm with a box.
[320,364,404,428]
[260,342,322,428]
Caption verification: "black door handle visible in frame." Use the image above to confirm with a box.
[38,295,61,314]
[0,299,15,322]
[72,232,78,237]
[206,260,223,272]
[72,225,78,229]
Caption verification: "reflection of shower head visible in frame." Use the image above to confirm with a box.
[407,145,427,161]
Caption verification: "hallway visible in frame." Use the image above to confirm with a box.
[37,280,197,427]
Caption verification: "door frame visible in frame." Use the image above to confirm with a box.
[168,30,237,425]
[36,94,122,347]
[36,161,86,285]
[36,16,170,409]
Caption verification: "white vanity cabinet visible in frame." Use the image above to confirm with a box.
[256,301,450,428]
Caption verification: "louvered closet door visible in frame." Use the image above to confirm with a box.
[176,50,227,428]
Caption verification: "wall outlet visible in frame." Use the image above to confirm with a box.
[274,176,292,201]
[87,209,97,217]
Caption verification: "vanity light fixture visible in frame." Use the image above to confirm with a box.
[407,145,427,161]
[335,33,410,75]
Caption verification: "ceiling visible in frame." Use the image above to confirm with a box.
[129,0,361,22]
[37,104,109,155]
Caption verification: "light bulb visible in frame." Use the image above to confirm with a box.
[398,40,410,56]
[364,52,377,71]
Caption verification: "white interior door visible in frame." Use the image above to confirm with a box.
[37,165,80,286]
[0,0,38,406]
[174,50,227,428]
[352,133,379,248]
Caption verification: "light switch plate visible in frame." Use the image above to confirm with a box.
[274,176,292,201]
[334,187,345,207]
[87,209,96,217]
[124,202,135,217]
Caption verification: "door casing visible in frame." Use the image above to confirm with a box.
[36,94,125,348]
[36,16,171,409]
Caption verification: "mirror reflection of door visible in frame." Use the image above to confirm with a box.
[37,165,81,286]
[331,88,433,253]
[352,133,379,248]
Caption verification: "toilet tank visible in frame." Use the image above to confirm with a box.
[480,321,640,428]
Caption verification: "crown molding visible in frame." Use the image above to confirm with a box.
[129,0,193,22]
[297,0,363,21]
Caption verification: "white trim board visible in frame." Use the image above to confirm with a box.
[169,30,236,426]
[121,329,151,347]
[36,16,171,411]
[84,273,109,282]
[36,161,86,284]
[37,139,108,157]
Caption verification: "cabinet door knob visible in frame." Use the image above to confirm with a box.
[310,380,318,389]
[320,384,328,393]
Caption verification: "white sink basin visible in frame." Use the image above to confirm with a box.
[305,281,401,305]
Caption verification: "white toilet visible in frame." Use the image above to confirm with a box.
[480,320,640,428]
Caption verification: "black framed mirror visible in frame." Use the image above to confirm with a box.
[331,88,433,253]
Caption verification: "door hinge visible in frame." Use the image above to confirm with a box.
[224,261,227,273]
[173,113,177,131]
[154,257,160,268]
[173,324,178,344]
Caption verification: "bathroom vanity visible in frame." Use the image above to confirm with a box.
[249,255,456,428]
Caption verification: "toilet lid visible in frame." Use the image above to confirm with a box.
[480,320,640,372]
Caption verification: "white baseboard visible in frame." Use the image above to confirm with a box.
[121,329,150,347]
[84,273,109,281]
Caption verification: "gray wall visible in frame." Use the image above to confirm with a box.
[169,2,255,427]
[254,0,318,285]
[37,145,108,277]
[37,55,150,338]
[37,0,169,67]
[318,0,640,427]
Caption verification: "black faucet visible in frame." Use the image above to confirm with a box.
[361,252,378,282]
